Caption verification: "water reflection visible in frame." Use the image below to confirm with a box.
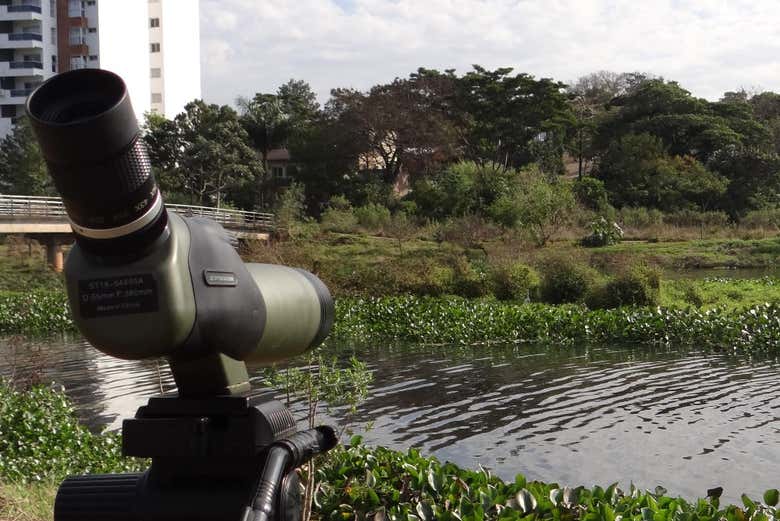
[1,337,778,504]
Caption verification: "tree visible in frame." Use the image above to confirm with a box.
[174,100,263,208]
[456,66,573,171]
[0,117,53,196]
[326,76,458,186]
[487,165,575,245]
[566,71,652,177]
[237,93,289,172]
[595,133,728,211]
[595,80,772,164]
[142,112,184,197]
[238,79,321,170]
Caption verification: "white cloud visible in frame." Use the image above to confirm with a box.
[199,0,780,106]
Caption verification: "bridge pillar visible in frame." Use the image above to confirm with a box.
[30,234,72,273]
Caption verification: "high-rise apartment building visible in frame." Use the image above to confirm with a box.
[0,0,57,136]
[0,0,200,138]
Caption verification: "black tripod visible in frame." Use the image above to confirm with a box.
[53,359,337,521]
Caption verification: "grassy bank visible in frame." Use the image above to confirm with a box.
[0,383,777,521]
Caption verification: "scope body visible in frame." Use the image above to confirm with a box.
[26,68,334,395]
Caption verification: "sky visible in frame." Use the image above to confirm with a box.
[199,0,780,107]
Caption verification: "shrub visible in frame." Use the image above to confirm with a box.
[0,381,145,483]
[354,203,392,231]
[664,210,730,227]
[586,265,660,309]
[320,196,358,233]
[451,257,490,298]
[572,176,609,210]
[618,207,664,228]
[273,182,307,240]
[490,262,540,301]
[537,254,598,304]
[740,208,780,230]
[580,217,623,247]
[435,215,500,249]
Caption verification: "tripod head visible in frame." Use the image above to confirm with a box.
[26,69,338,520]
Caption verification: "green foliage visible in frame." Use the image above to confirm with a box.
[321,198,359,233]
[596,134,728,211]
[510,169,576,245]
[354,203,392,231]
[740,208,780,230]
[315,440,779,521]
[0,117,54,196]
[537,254,598,304]
[260,352,372,428]
[333,296,780,351]
[581,217,623,247]
[489,262,540,301]
[586,265,660,309]
[572,176,609,210]
[458,66,573,169]
[0,381,145,483]
[0,291,74,334]
[273,182,308,239]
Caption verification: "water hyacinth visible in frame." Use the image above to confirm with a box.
[2,290,780,352]
[333,296,780,352]
[314,439,778,521]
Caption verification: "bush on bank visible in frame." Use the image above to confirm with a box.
[0,381,144,483]
[0,291,74,335]
[1,384,778,521]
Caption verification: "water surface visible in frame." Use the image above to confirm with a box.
[1,337,778,504]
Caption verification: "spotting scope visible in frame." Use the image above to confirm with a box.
[26,69,337,521]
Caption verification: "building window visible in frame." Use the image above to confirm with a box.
[271,166,286,179]
[151,93,162,103]
[1,105,17,118]
[88,27,96,33]
[49,0,54,17]
[150,18,160,28]
[68,0,83,17]
[50,27,56,44]
[87,0,95,4]
[51,54,56,73]
[89,55,97,61]
[70,56,86,70]
[150,67,161,78]
[69,27,84,45]
[150,42,160,53]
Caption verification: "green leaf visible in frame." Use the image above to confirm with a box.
[741,494,757,510]
[763,489,779,507]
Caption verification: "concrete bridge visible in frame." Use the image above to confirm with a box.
[0,195,273,271]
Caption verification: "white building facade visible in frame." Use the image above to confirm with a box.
[0,0,200,137]
[0,0,58,136]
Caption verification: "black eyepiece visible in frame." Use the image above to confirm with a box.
[26,69,166,256]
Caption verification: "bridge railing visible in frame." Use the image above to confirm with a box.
[0,195,274,231]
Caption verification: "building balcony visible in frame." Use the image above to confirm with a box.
[0,32,43,49]
[0,4,43,21]
[0,88,32,104]
[0,60,43,77]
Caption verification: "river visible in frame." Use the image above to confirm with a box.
[1,336,778,505]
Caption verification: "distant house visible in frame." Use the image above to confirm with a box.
[266,148,294,180]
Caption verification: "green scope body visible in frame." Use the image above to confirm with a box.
[26,69,334,368]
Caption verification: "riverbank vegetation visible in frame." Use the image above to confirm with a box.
[0,382,777,521]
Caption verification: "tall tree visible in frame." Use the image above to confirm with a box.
[172,100,262,208]
[456,66,573,171]
[142,112,184,197]
[0,117,53,196]
[326,76,458,185]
